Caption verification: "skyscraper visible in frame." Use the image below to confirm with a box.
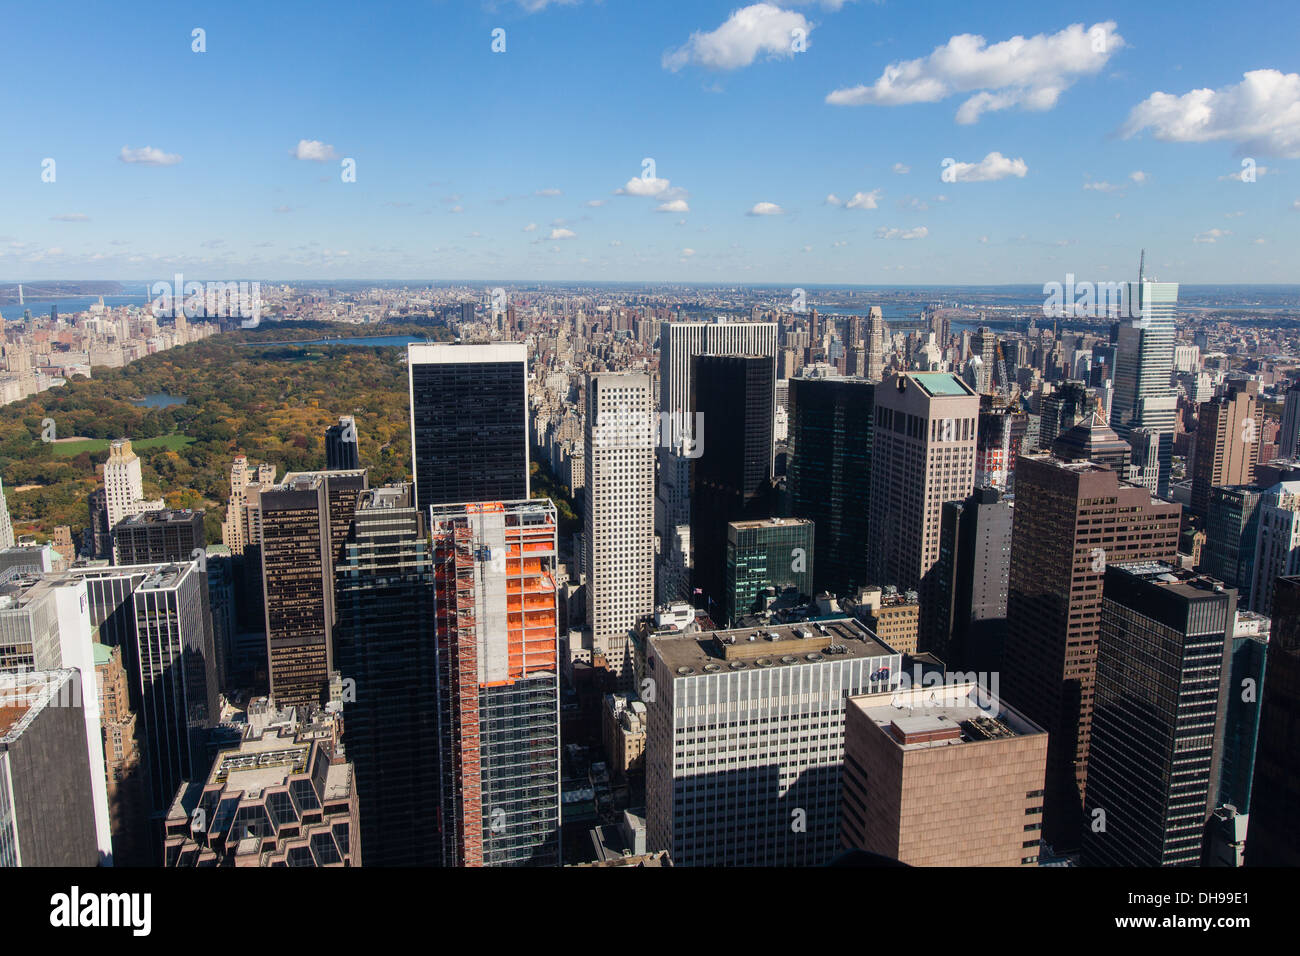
[585,372,655,687]
[131,560,219,815]
[335,484,438,866]
[261,470,367,708]
[1038,380,1092,450]
[325,415,361,471]
[930,487,1013,668]
[1248,575,1300,865]
[1278,380,1300,462]
[1247,480,1300,617]
[1003,455,1181,850]
[1202,484,1264,606]
[103,439,164,533]
[841,681,1048,866]
[1081,563,1234,868]
[689,354,774,610]
[430,499,561,867]
[1110,271,1179,496]
[0,477,13,550]
[1191,379,1260,518]
[112,508,205,565]
[723,517,814,626]
[656,320,777,603]
[865,306,887,381]
[0,670,101,867]
[408,342,529,512]
[645,618,900,866]
[1218,612,1268,816]
[868,371,979,596]
[0,573,114,861]
[220,455,275,555]
[787,376,875,596]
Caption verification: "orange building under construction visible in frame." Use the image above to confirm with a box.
[431,499,562,867]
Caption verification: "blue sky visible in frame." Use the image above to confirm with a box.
[3,0,1298,284]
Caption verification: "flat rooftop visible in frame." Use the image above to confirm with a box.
[910,372,974,397]
[651,616,895,676]
[728,516,813,531]
[849,682,1045,751]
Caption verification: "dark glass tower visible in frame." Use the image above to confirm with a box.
[325,415,361,471]
[1201,485,1262,606]
[1082,564,1234,868]
[335,484,439,865]
[408,343,529,512]
[723,517,814,625]
[260,470,366,708]
[787,377,875,597]
[930,487,1012,669]
[689,354,774,610]
[111,508,205,565]
[1248,575,1300,865]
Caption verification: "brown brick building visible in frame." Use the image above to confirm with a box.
[1002,455,1181,851]
[840,681,1048,866]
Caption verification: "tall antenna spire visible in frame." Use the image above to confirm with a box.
[1138,248,1145,284]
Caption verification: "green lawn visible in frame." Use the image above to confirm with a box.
[50,434,196,457]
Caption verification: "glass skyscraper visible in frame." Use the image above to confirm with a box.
[723,517,814,626]
[408,343,529,513]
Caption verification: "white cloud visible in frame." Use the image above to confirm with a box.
[1084,180,1122,193]
[119,145,182,165]
[585,199,608,207]
[943,152,1028,182]
[845,190,882,209]
[1129,170,1149,183]
[682,248,696,257]
[535,188,563,197]
[1194,228,1232,243]
[549,227,577,240]
[664,4,812,72]
[875,226,929,240]
[827,21,1123,123]
[274,205,293,214]
[615,176,687,200]
[1225,211,1246,218]
[609,240,623,247]
[892,162,910,174]
[524,222,538,232]
[748,201,784,215]
[51,213,90,221]
[515,0,579,12]
[657,199,691,213]
[1121,70,1300,157]
[293,139,338,162]
[825,193,843,206]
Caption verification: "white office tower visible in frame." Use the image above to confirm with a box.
[656,320,777,604]
[585,373,656,688]
[0,575,113,863]
[103,440,164,533]
[0,477,13,550]
[1111,262,1178,496]
[645,618,901,866]
[1250,481,1300,617]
